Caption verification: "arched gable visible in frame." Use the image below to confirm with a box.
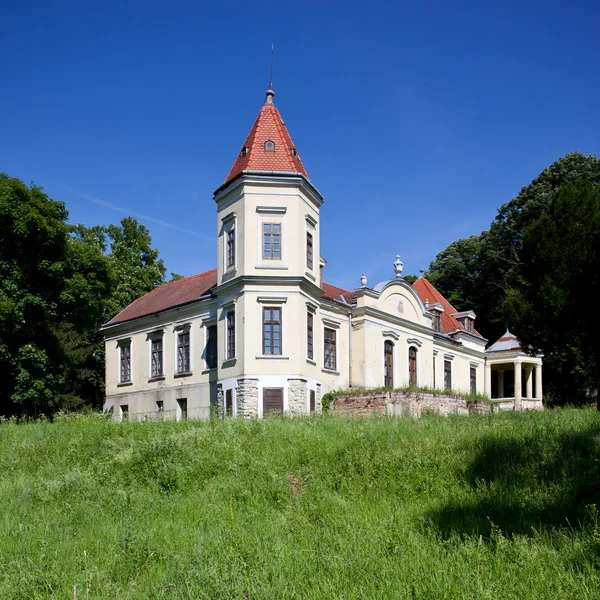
[371,279,432,327]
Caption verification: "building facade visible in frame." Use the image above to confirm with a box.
[102,84,542,420]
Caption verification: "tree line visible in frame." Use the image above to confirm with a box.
[0,173,170,417]
[2,153,599,416]
[427,152,600,408]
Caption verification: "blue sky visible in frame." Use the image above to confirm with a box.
[1,0,598,289]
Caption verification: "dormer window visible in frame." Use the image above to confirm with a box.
[240,147,249,157]
[430,303,444,333]
[452,311,477,334]
[291,147,298,157]
[264,140,275,152]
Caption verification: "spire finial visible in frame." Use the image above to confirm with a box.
[393,254,404,278]
[265,44,275,105]
[419,265,425,277]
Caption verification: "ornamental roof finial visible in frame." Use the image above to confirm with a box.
[265,44,275,105]
[393,254,404,278]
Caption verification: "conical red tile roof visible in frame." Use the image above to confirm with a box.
[222,87,308,187]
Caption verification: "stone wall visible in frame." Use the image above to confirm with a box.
[288,379,308,415]
[236,378,259,418]
[330,391,494,418]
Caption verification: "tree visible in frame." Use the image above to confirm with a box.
[427,153,600,404]
[105,217,166,319]
[503,180,600,408]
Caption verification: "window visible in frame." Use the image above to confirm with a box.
[263,307,282,355]
[444,360,452,390]
[151,336,163,378]
[227,227,235,269]
[307,312,314,360]
[466,318,474,333]
[324,328,336,370]
[119,342,131,383]
[226,310,235,360]
[263,223,281,259]
[432,311,442,332]
[306,231,313,270]
[264,140,275,152]
[433,355,436,388]
[263,387,283,414]
[120,404,129,419]
[156,400,164,413]
[384,341,394,387]
[470,367,477,395]
[206,325,217,369]
[177,329,190,373]
[177,398,187,421]
[409,347,418,386]
[310,390,316,413]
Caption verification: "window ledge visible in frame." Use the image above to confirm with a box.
[306,358,317,366]
[305,271,316,281]
[148,376,165,382]
[174,371,193,378]
[255,265,288,270]
[222,358,237,367]
[322,368,340,376]
[202,367,217,374]
[117,381,133,387]
[255,355,289,360]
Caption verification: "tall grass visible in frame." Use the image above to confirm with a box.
[0,408,598,598]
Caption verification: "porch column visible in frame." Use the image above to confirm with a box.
[497,369,505,398]
[484,362,491,398]
[514,361,522,410]
[525,367,533,399]
[535,364,543,400]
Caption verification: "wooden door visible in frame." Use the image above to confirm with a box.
[409,347,418,386]
[384,341,394,387]
[263,388,284,414]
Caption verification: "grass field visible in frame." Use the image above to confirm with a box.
[0,408,599,599]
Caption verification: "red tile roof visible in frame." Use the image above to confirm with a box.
[322,282,356,305]
[222,88,308,188]
[412,277,483,338]
[107,269,218,325]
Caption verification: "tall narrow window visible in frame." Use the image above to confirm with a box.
[263,223,281,259]
[177,398,187,421]
[225,389,233,416]
[226,311,235,360]
[470,367,477,395]
[433,355,436,388]
[120,404,129,419]
[384,341,394,387]
[432,312,442,332]
[119,342,131,383]
[151,337,163,378]
[409,347,418,386]
[306,231,313,270]
[324,328,336,370]
[310,390,316,413]
[307,312,314,360]
[444,360,452,390]
[177,329,190,373]
[227,227,235,269]
[206,325,217,369]
[263,307,282,355]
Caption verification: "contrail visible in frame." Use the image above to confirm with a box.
[52,181,214,241]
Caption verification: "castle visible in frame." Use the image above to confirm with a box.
[102,83,543,420]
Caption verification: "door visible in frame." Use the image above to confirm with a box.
[263,388,284,415]
[384,341,394,387]
[225,389,233,416]
[310,390,316,413]
[409,347,418,386]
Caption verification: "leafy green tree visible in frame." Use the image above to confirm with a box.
[105,217,166,319]
[0,174,69,415]
[504,180,600,408]
[427,153,600,404]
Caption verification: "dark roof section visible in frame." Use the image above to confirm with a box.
[107,268,218,325]
[321,282,356,305]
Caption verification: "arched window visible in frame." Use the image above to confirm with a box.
[384,341,394,388]
[409,346,418,386]
[264,140,275,152]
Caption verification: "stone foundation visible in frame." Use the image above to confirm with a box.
[236,378,259,418]
[288,379,308,415]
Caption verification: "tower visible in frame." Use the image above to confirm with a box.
[212,84,325,416]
